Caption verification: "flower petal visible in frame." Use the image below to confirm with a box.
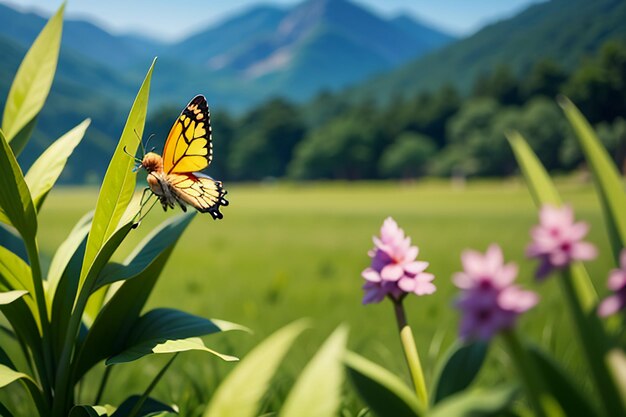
[381,264,404,281]
[361,268,381,282]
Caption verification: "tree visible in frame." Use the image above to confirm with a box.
[379,133,436,179]
[521,59,568,100]
[228,98,306,180]
[289,116,377,180]
[566,40,626,124]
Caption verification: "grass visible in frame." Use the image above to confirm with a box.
[31,178,611,415]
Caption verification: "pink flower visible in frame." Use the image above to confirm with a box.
[362,217,435,304]
[598,249,626,317]
[526,204,597,279]
[454,245,538,341]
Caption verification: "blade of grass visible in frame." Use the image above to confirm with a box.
[2,4,64,154]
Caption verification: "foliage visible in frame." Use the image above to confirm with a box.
[0,10,245,416]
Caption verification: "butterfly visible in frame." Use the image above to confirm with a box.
[138,95,228,219]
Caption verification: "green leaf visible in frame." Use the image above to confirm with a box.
[507,131,597,310]
[528,346,599,417]
[79,220,134,298]
[506,130,560,206]
[429,385,518,417]
[559,96,626,263]
[344,351,422,417]
[151,338,238,362]
[106,308,247,365]
[49,212,91,359]
[0,290,27,305]
[46,210,92,307]
[94,212,195,292]
[81,59,155,287]
[0,130,37,239]
[69,405,108,417]
[280,326,348,417]
[73,244,174,381]
[111,396,178,417]
[0,363,46,415]
[204,321,308,417]
[0,244,34,298]
[607,348,626,407]
[24,119,90,213]
[2,4,64,152]
[432,341,489,404]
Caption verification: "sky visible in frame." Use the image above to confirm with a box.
[3,0,544,42]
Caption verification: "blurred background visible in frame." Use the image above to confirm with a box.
[1,0,624,183]
[0,0,624,415]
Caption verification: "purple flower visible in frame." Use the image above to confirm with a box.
[598,249,626,317]
[454,245,538,341]
[526,204,597,279]
[362,217,435,304]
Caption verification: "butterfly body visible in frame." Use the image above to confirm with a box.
[139,96,228,220]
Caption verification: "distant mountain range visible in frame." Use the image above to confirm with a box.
[349,0,626,102]
[0,0,624,183]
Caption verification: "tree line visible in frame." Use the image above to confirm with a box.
[147,39,626,181]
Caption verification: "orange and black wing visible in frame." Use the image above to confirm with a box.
[162,95,212,174]
[169,173,228,219]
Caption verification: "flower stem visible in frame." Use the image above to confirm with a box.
[393,299,428,407]
[501,330,562,417]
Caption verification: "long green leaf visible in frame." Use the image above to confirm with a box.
[150,337,238,362]
[0,244,34,296]
[73,245,174,381]
[0,364,46,415]
[93,212,195,292]
[2,4,64,153]
[280,326,347,417]
[529,346,599,417]
[432,341,489,404]
[0,130,37,240]
[81,59,155,286]
[49,213,91,360]
[0,290,27,305]
[559,97,626,263]
[111,396,177,417]
[429,385,518,417]
[344,351,422,417]
[507,131,597,310]
[204,321,308,417]
[68,405,108,417]
[46,211,93,307]
[106,308,246,365]
[25,119,90,213]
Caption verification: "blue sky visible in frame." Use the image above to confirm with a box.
[4,0,544,41]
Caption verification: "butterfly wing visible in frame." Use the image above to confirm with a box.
[162,95,212,174]
[169,172,228,219]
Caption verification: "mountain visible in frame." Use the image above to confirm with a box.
[389,14,456,50]
[172,5,288,65]
[0,3,162,68]
[349,0,626,102]
[161,0,455,102]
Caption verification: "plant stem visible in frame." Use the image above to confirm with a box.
[94,365,113,405]
[127,354,178,417]
[561,268,626,416]
[24,238,54,406]
[501,330,555,417]
[393,299,428,407]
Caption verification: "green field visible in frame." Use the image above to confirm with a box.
[33,179,611,414]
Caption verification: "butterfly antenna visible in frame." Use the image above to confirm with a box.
[133,128,147,157]
[145,133,157,153]
[123,146,143,168]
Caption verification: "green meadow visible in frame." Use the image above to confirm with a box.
[34,179,610,413]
